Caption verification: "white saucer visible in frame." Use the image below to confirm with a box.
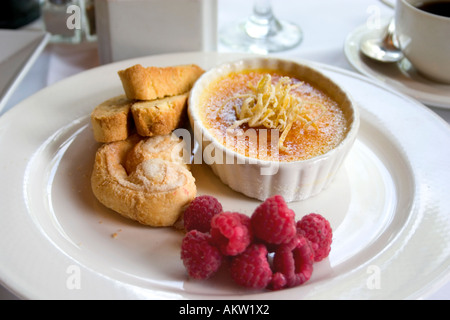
[344,21,450,109]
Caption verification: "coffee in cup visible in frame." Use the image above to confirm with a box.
[416,1,450,18]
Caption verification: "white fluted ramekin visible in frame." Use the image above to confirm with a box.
[188,57,359,202]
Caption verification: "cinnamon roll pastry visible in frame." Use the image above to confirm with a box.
[91,134,196,227]
[124,134,189,173]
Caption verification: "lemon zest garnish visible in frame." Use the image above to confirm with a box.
[219,74,326,151]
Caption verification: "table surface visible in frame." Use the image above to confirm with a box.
[0,0,448,300]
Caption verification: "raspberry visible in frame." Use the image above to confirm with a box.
[180,230,223,280]
[230,243,272,289]
[250,195,297,245]
[183,195,222,232]
[272,235,314,288]
[210,212,252,256]
[268,272,287,291]
[178,195,333,292]
[296,213,332,262]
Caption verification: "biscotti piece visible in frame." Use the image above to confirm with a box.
[118,64,204,100]
[131,93,188,137]
[91,95,134,143]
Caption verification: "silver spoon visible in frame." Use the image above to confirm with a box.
[360,19,404,63]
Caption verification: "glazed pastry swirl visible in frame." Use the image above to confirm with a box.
[91,134,196,227]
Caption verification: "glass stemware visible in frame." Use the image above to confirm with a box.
[220,0,302,54]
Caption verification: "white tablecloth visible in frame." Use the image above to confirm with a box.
[0,0,448,300]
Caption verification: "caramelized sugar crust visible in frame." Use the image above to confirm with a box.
[199,69,348,162]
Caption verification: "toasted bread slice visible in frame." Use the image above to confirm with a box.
[91,95,134,143]
[118,64,204,100]
[131,93,188,137]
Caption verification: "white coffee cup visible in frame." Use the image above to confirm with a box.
[395,0,450,83]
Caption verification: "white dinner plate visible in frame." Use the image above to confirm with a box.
[344,20,450,109]
[0,52,449,300]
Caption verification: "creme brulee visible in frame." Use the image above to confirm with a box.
[199,69,348,162]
